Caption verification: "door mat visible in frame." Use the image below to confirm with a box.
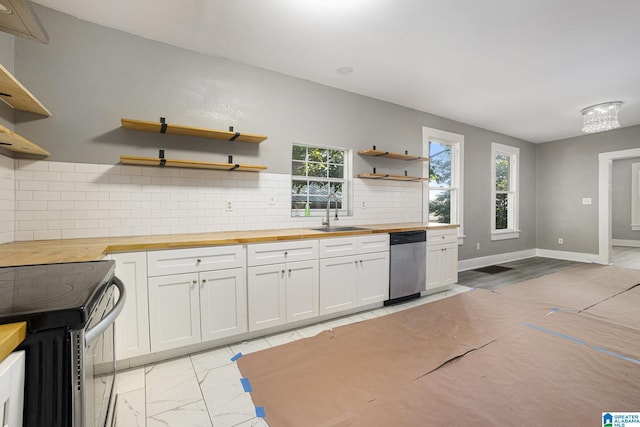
[473,265,513,274]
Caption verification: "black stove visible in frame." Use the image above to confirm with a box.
[0,260,115,330]
[0,260,120,427]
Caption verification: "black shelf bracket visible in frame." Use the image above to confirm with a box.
[159,117,168,134]
[229,126,241,141]
[159,149,166,167]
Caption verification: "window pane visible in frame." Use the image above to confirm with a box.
[330,182,343,209]
[496,154,510,191]
[428,189,451,223]
[308,181,329,209]
[496,193,508,229]
[429,141,452,187]
[292,145,307,161]
[291,160,306,176]
[328,149,344,164]
[307,162,327,177]
[328,163,343,178]
[308,148,327,163]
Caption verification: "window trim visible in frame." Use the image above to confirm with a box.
[422,127,464,244]
[632,162,640,231]
[290,143,352,217]
[491,143,520,241]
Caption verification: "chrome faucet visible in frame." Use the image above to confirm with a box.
[322,192,339,228]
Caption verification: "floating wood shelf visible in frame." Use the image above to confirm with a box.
[120,155,267,172]
[0,64,51,116]
[0,123,50,156]
[121,118,268,143]
[357,173,427,182]
[358,148,428,161]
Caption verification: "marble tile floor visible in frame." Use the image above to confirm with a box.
[113,284,471,427]
[114,248,640,426]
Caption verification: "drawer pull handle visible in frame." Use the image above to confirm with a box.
[192,280,197,285]
[284,251,288,256]
[281,269,285,274]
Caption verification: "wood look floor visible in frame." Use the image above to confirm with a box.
[457,246,640,291]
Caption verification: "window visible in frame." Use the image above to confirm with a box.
[423,127,464,241]
[291,144,350,216]
[632,162,640,231]
[491,143,519,240]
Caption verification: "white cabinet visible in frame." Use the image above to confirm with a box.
[148,273,201,352]
[319,235,390,315]
[147,245,247,352]
[110,252,151,360]
[426,228,458,290]
[247,241,319,331]
[0,350,25,427]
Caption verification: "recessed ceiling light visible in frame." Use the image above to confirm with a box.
[337,66,354,75]
[0,2,13,14]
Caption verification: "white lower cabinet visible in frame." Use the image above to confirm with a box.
[426,228,459,290]
[110,252,151,360]
[319,235,390,315]
[248,259,319,331]
[148,273,201,352]
[148,267,248,352]
[0,351,25,427]
[147,245,248,353]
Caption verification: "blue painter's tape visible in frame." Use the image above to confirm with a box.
[591,346,640,365]
[523,322,588,346]
[523,322,640,365]
[255,406,266,418]
[231,352,243,362]
[241,377,253,392]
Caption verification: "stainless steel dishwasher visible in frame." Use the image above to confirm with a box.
[385,230,427,305]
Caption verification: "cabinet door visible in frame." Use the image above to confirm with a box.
[148,273,201,352]
[0,351,25,427]
[441,243,459,286]
[319,255,358,315]
[200,268,248,342]
[286,260,319,322]
[426,245,444,290]
[111,252,151,360]
[358,251,390,305]
[248,264,286,331]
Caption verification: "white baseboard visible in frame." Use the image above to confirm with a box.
[612,239,640,248]
[458,249,536,271]
[534,248,601,264]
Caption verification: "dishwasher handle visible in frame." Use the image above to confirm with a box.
[389,230,426,245]
[85,276,126,346]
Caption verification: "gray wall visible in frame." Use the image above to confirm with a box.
[612,157,640,241]
[10,5,537,261]
[0,32,15,130]
[537,124,640,254]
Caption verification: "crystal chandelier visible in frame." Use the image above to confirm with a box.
[581,101,622,133]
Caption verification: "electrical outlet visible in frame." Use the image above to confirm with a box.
[269,194,276,205]
[582,197,592,205]
[225,200,233,212]
[476,242,480,250]
[361,201,366,209]
[558,237,564,245]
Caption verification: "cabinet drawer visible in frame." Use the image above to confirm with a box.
[147,245,245,276]
[247,240,318,266]
[357,233,390,254]
[427,228,458,245]
[319,237,358,258]
[320,234,390,258]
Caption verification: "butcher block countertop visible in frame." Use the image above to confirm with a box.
[0,322,26,363]
[0,223,458,267]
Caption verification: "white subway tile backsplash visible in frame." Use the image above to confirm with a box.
[10,160,423,241]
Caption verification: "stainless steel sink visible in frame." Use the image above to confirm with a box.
[309,226,369,232]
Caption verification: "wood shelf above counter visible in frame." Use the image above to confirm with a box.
[121,118,268,144]
[357,172,427,182]
[0,64,51,117]
[358,148,428,161]
[120,155,267,172]
[0,123,51,156]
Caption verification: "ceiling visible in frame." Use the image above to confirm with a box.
[32,0,640,143]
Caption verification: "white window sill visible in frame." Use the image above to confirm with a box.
[491,230,521,241]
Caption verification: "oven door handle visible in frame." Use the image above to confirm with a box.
[85,276,126,346]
